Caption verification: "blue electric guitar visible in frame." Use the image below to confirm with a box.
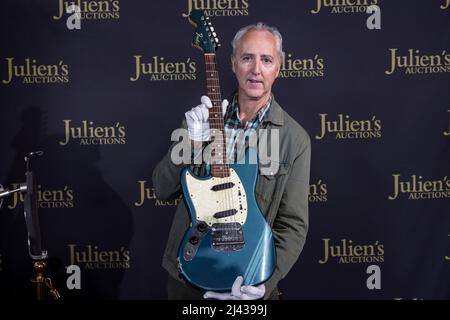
[177,10,276,291]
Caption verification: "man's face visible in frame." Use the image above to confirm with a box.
[232,30,281,103]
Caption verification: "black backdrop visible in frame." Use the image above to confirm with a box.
[0,0,449,300]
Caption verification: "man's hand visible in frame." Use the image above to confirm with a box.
[185,96,229,141]
[203,276,265,300]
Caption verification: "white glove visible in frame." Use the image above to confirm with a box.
[203,276,265,300]
[185,96,229,141]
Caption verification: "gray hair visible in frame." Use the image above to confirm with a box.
[231,22,285,63]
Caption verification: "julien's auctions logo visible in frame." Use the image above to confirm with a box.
[385,49,450,75]
[279,53,325,78]
[319,238,384,264]
[1,58,69,85]
[182,0,249,17]
[130,55,196,81]
[388,174,450,200]
[68,244,130,269]
[315,114,382,140]
[6,184,74,210]
[134,181,182,207]
[311,0,378,14]
[441,0,449,10]
[59,120,126,146]
[309,180,328,203]
[53,0,120,20]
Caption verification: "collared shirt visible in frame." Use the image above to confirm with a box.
[224,93,272,162]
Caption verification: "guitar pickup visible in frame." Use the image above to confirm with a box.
[211,182,235,191]
[213,209,237,219]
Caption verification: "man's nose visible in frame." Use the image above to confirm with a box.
[251,59,261,74]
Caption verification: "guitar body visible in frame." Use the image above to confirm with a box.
[178,148,276,291]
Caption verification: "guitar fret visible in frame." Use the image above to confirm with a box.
[204,53,229,178]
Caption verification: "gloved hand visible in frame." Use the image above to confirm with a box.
[203,276,265,300]
[185,96,229,141]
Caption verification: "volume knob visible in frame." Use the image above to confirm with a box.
[189,236,199,245]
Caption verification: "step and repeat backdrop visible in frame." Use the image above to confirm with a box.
[0,0,449,300]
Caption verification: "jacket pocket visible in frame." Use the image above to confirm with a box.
[255,162,290,203]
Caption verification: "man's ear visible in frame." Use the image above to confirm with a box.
[231,57,236,74]
[275,62,281,79]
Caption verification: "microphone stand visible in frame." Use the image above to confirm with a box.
[0,151,61,300]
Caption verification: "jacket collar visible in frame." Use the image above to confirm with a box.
[261,96,284,126]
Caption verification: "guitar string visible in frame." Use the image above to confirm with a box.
[216,56,237,245]
[208,54,236,244]
[213,55,233,243]
[207,55,226,240]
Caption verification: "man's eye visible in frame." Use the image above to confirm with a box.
[263,58,273,64]
[242,56,251,62]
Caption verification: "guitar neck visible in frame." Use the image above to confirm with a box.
[204,53,229,178]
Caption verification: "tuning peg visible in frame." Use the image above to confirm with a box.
[206,27,209,31]
[213,32,217,37]
[215,37,219,42]
[206,16,210,20]
[210,27,214,32]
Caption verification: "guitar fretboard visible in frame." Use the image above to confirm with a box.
[204,53,230,178]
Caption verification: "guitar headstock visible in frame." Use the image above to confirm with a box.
[188,10,220,54]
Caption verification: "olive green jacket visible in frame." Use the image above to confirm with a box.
[152,97,311,299]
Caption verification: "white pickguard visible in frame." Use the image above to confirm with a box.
[184,168,248,226]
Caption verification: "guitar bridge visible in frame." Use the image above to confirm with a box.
[211,223,244,252]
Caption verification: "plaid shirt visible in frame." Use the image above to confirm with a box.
[203,93,273,175]
[224,94,272,160]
